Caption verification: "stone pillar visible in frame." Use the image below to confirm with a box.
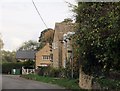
[79,66,93,89]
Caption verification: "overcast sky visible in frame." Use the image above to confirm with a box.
[0,0,76,51]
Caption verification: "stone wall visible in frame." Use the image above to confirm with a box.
[35,43,52,69]
[52,21,76,68]
[79,67,93,89]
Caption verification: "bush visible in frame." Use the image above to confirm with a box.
[35,66,47,76]
[46,67,67,78]
[2,62,23,74]
[109,71,120,80]
[36,66,79,79]
[2,61,36,74]
[36,66,66,78]
[97,77,120,90]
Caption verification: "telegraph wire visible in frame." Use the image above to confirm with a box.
[32,0,48,28]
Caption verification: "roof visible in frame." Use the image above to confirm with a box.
[54,22,76,41]
[16,50,36,59]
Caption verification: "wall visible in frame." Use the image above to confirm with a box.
[79,66,93,89]
[52,22,76,68]
[35,43,52,69]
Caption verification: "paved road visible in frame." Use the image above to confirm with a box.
[2,75,65,90]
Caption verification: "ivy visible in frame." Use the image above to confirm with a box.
[73,2,120,76]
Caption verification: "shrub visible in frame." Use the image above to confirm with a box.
[35,66,47,76]
[109,71,120,80]
[36,66,66,78]
[2,62,23,74]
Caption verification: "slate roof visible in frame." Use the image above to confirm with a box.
[16,50,36,60]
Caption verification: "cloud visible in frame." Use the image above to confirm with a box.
[2,37,23,51]
[11,37,23,50]
[1,0,64,3]
[0,0,75,51]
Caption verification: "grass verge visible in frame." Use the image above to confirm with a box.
[21,74,86,91]
[96,78,120,90]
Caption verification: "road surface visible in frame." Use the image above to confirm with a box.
[2,75,65,90]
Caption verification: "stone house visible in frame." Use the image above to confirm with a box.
[16,50,36,74]
[52,20,76,68]
[35,43,52,69]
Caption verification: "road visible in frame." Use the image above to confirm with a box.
[2,75,65,90]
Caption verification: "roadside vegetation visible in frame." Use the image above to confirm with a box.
[73,2,120,77]
[2,60,34,74]
[96,77,120,90]
[21,74,86,91]
[71,2,120,90]
[21,67,120,90]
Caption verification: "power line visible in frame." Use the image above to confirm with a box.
[32,0,48,28]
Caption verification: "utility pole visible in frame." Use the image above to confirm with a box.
[63,32,75,79]
[71,40,73,79]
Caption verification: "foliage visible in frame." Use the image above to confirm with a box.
[44,67,59,77]
[0,33,3,65]
[2,50,18,63]
[72,35,80,79]
[65,50,79,79]
[36,66,66,78]
[2,62,23,74]
[36,65,79,79]
[96,77,120,90]
[2,60,35,74]
[65,61,72,78]
[18,40,40,51]
[38,28,54,49]
[23,60,35,69]
[0,33,4,49]
[21,74,85,91]
[62,18,73,23]
[35,66,48,76]
[73,2,120,76]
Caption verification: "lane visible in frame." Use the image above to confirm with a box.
[2,75,65,89]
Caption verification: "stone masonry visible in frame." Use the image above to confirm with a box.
[52,20,76,68]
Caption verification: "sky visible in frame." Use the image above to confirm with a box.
[0,0,77,51]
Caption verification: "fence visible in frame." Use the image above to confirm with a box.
[22,67,35,74]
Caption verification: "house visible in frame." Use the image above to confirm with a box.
[52,19,76,68]
[16,50,36,62]
[35,43,52,69]
[16,50,36,74]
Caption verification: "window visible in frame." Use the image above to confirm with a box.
[42,55,52,60]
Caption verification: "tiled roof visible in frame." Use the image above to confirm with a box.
[16,50,36,59]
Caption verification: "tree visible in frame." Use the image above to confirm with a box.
[2,50,18,63]
[0,33,4,49]
[73,2,120,76]
[18,40,39,51]
[23,60,35,69]
[0,33,4,64]
[38,28,54,49]
[62,18,73,23]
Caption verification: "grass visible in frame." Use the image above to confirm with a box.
[96,78,120,90]
[21,74,120,90]
[21,74,86,91]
